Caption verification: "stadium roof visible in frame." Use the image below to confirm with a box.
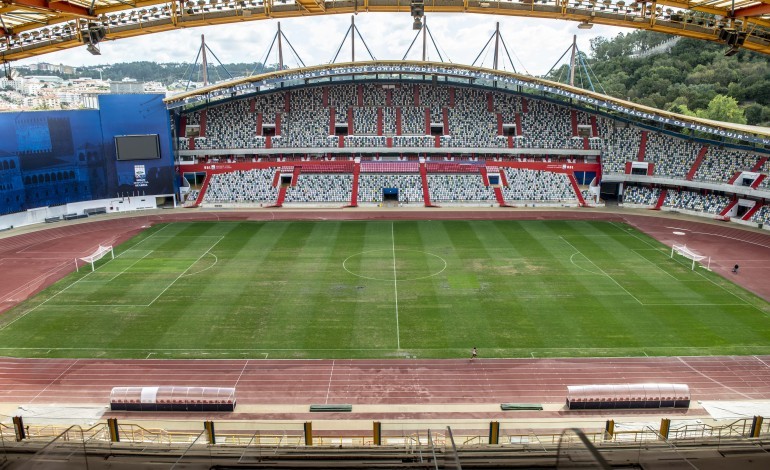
[1,0,770,63]
[164,60,770,145]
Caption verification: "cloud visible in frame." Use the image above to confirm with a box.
[14,13,628,76]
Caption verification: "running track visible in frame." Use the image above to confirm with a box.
[1,209,770,414]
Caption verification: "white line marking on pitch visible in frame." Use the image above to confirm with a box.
[325,360,335,404]
[560,236,643,305]
[29,359,79,404]
[677,356,752,399]
[613,223,753,309]
[145,236,224,307]
[234,360,250,389]
[392,222,400,350]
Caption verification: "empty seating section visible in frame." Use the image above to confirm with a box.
[290,87,324,111]
[644,133,699,179]
[428,174,493,201]
[276,104,335,148]
[444,88,500,148]
[419,84,449,116]
[501,169,575,201]
[284,174,352,202]
[519,101,575,149]
[695,148,761,183]
[383,107,397,135]
[752,205,770,224]
[401,107,425,135]
[254,93,284,116]
[346,136,387,147]
[493,93,522,123]
[358,174,423,203]
[353,107,378,135]
[362,162,419,172]
[426,163,481,173]
[761,160,770,188]
[598,119,642,175]
[391,85,414,106]
[195,100,262,150]
[663,190,731,214]
[393,135,434,147]
[622,185,660,205]
[361,84,386,106]
[186,110,201,126]
[328,84,355,109]
[204,169,278,203]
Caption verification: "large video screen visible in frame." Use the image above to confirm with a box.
[115,134,161,161]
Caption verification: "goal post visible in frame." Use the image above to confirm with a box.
[670,244,710,271]
[76,245,114,272]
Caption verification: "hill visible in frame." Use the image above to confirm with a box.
[584,31,770,126]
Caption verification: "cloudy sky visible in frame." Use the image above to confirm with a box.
[15,13,629,76]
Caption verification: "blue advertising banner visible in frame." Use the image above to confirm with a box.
[0,94,174,215]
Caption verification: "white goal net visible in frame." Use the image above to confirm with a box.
[671,244,710,271]
[77,245,114,272]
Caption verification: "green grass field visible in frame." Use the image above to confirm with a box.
[1,220,769,359]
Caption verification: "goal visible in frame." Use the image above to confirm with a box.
[76,245,114,272]
[670,244,711,271]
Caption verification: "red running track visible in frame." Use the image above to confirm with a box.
[1,356,770,407]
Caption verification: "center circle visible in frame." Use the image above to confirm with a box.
[343,249,447,281]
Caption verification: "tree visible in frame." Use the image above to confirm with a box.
[696,95,747,124]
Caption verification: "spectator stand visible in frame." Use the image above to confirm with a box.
[619,185,661,209]
[357,162,423,206]
[499,168,580,207]
[282,162,354,208]
[426,162,495,207]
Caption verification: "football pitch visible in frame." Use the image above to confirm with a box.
[1,219,769,359]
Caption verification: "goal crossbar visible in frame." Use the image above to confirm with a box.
[671,244,710,270]
[76,245,114,272]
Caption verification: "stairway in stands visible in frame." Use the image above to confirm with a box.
[686,146,709,181]
[350,160,360,207]
[654,189,667,210]
[742,201,764,221]
[274,186,288,207]
[420,162,432,207]
[568,174,586,206]
[191,173,213,207]
[637,131,648,161]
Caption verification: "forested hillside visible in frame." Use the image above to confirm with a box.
[581,31,770,126]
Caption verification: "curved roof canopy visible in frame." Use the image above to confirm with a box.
[165,60,770,145]
[1,0,770,63]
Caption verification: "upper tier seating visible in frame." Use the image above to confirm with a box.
[695,148,762,183]
[644,133,700,179]
[352,107,378,135]
[598,119,642,176]
[361,84,387,107]
[519,101,577,149]
[442,88,499,148]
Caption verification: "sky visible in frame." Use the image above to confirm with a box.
[15,13,629,77]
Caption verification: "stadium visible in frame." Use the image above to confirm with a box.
[2,2,770,469]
